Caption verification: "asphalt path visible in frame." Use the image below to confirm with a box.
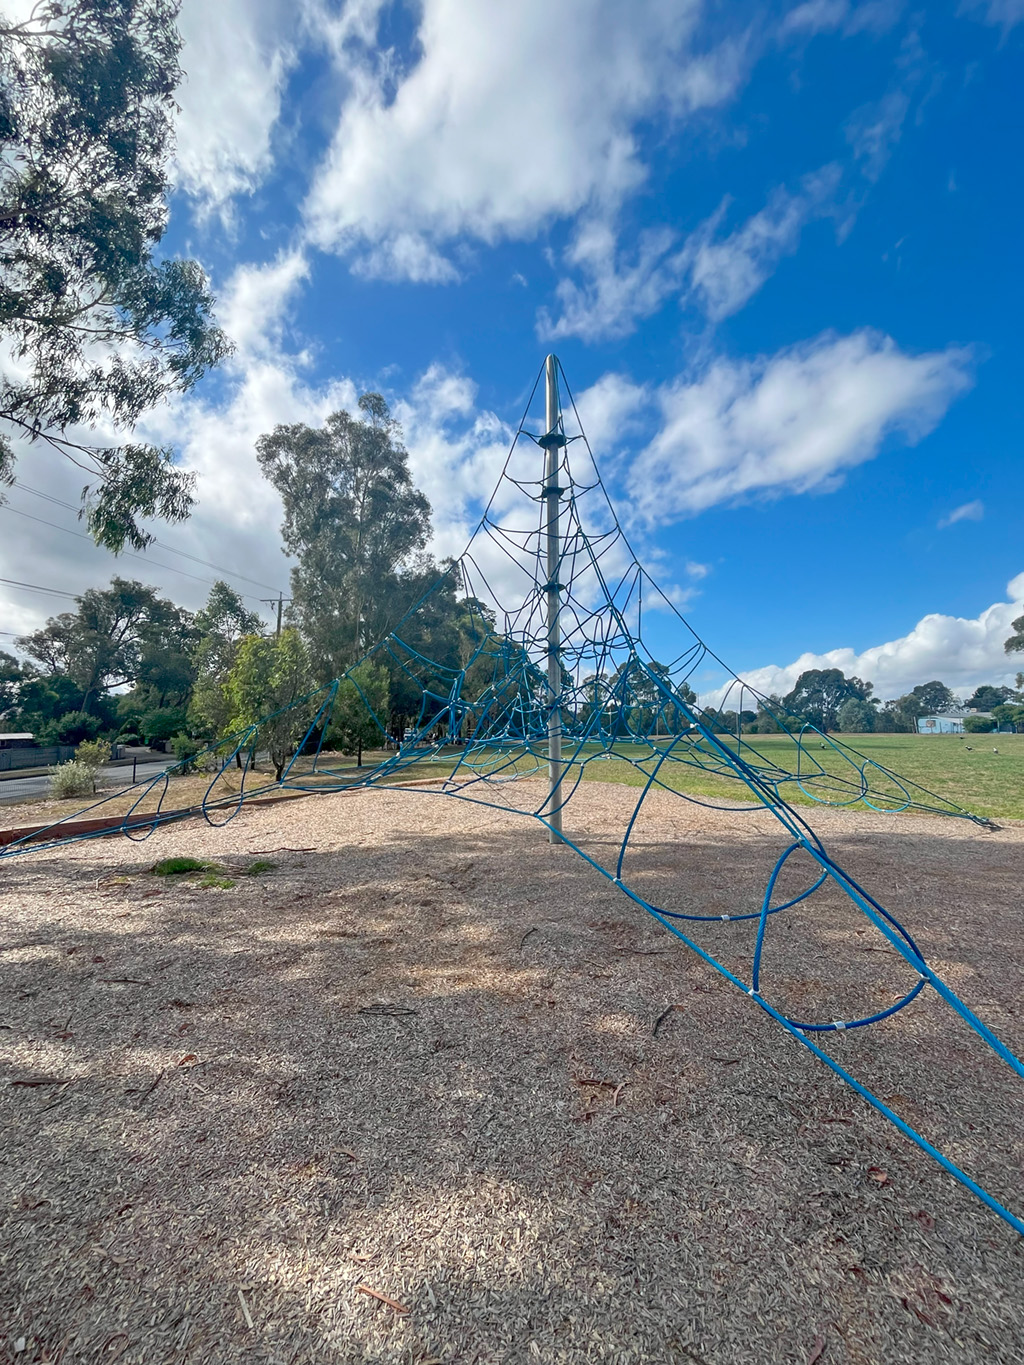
[0,757,177,808]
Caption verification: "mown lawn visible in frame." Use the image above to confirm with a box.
[576,732,1024,821]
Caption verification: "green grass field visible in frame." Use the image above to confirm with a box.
[575,732,1024,821]
[368,732,1024,821]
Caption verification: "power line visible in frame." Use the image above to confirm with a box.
[0,502,272,606]
[0,576,78,600]
[11,480,285,592]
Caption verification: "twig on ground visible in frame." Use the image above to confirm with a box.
[248,847,315,854]
[133,1070,164,1105]
[237,1288,255,1331]
[653,1004,682,1036]
[357,1005,418,1017]
[356,1284,410,1314]
[519,927,538,949]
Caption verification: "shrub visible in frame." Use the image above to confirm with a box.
[139,706,188,746]
[45,711,103,745]
[963,715,996,733]
[48,759,96,800]
[76,738,111,770]
[170,733,204,773]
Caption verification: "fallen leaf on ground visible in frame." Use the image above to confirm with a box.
[356,1284,409,1313]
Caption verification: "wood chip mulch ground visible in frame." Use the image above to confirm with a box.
[1,780,1022,1364]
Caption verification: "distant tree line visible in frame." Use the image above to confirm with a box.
[0,397,560,764]
[729,669,1024,737]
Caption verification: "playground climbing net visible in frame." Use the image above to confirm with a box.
[3,357,1021,1236]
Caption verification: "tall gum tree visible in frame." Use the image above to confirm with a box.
[256,394,432,679]
[0,0,231,550]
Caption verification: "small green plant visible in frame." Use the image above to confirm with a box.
[152,856,211,876]
[48,759,97,799]
[199,873,235,889]
[245,860,276,876]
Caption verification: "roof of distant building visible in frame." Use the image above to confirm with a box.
[920,710,991,720]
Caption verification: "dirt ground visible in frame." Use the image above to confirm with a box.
[1,780,1022,1365]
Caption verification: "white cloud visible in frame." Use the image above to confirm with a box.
[780,0,899,36]
[960,0,1024,30]
[620,330,972,521]
[717,572,1024,703]
[303,0,749,275]
[541,165,841,342]
[681,165,841,321]
[217,251,310,357]
[570,371,654,458]
[173,0,303,216]
[938,499,984,529]
[351,234,460,285]
[394,366,516,560]
[540,222,679,342]
[845,90,910,181]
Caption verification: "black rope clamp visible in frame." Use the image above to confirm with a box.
[537,430,567,449]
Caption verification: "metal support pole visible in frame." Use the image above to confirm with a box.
[543,354,564,844]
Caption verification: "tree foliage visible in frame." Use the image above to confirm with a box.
[837,697,876,733]
[783,669,874,732]
[965,684,1012,712]
[328,661,389,763]
[908,680,957,714]
[226,628,313,780]
[256,395,432,677]
[187,580,262,739]
[0,648,28,723]
[1004,615,1024,657]
[16,575,194,710]
[0,0,231,550]
[963,715,996,734]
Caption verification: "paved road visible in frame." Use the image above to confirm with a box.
[0,757,177,808]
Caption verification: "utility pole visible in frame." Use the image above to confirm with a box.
[261,593,287,638]
[540,354,565,845]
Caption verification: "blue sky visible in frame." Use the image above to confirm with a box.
[3,0,1023,700]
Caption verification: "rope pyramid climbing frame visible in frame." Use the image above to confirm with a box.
[4,356,1022,1235]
